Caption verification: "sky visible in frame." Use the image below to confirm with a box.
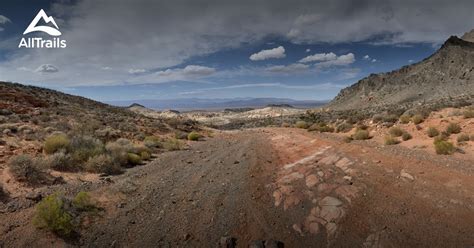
[0,0,473,102]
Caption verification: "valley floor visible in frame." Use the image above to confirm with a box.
[1,128,473,247]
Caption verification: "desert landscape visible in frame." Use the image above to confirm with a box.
[1,1,474,247]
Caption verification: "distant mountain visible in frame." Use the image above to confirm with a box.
[107,98,328,111]
[327,35,474,111]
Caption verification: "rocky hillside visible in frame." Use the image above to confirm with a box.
[327,35,474,111]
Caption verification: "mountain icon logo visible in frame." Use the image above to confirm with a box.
[23,9,61,36]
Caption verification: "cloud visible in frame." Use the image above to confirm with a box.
[316,53,355,68]
[128,68,146,74]
[306,48,311,52]
[181,65,216,76]
[265,63,309,73]
[363,55,370,60]
[299,52,337,63]
[130,65,216,84]
[250,46,286,61]
[0,15,10,31]
[363,55,377,62]
[35,64,59,73]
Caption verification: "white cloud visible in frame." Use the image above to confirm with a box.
[181,65,216,76]
[128,68,146,74]
[306,48,311,52]
[363,55,370,60]
[250,46,286,61]
[35,64,59,73]
[299,52,337,63]
[131,65,216,84]
[0,15,10,31]
[316,53,355,67]
[371,58,377,62]
[408,59,415,63]
[265,63,309,73]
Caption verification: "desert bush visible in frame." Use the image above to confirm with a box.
[295,121,309,129]
[446,123,461,135]
[47,152,74,172]
[308,123,334,133]
[427,127,440,138]
[127,153,142,165]
[457,134,470,143]
[72,191,96,211]
[44,134,70,154]
[372,114,384,123]
[281,122,291,128]
[68,136,105,166]
[174,131,188,140]
[336,122,353,133]
[139,151,151,160]
[163,138,182,151]
[85,154,122,175]
[143,136,162,148]
[402,132,413,141]
[352,130,370,140]
[388,127,404,137]
[434,140,455,155]
[399,114,411,124]
[187,131,201,141]
[8,155,51,186]
[383,114,399,123]
[412,115,424,124]
[463,108,474,118]
[343,136,353,143]
[384,136,400,145]
[33,193,75,237]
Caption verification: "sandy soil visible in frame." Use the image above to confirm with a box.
[1,128,473,247]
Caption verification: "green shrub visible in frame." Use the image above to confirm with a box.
[295,121,309,129]
[308,123,334,133]
[163,138,182,151]
[384,136,400,145]
[33,193,74,237]
[434,140,455,155]
[187,131,201,141]
[72,191,95,211]
[44,134,70,154]
[143,136,162,148]
[127,153,142,165]
[427,127,439,138]
[318,125,335,133]
[457,134,470,143]
[388,127,404,137]
[399,115,411,124]
[8,155,51,186]
[372,114,384,123]
[402,132,412,141]
[336,123,353,133]
[105,142,128,166]
[446,123,461,135]
[412,115,424,124]
[85,155,122,175]
[352,130,370,140]
[383,114,399,123]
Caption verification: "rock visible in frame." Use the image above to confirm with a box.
[400,169,414,181]
[320,205,345,222]
[320,196,343,206]
[248,240,264,248]
[0,109,12,116]
[292,223,303,236]
[305,174,319,188]
[273,190,282,207]
[219,236,236,248]
[25,191,42,202]
[264,239,284,248]
[325,222,337,237]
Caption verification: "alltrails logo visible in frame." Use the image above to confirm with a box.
[18,9,67,48]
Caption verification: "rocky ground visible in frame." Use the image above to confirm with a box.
[1,128,472,247]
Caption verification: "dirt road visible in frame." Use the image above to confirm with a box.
[2,128,473,247]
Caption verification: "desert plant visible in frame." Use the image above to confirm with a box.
[343,136,353,143]
[174,131,188,140]
[383,114,399,123]
[163,138,182,151]
[33,193,75,237]
[68,136,105,166]
[336,122,353,133]
[446,123,461,135]
[127,153,142,165]
[352,130,370,140]
[384,136,400,145]
[295,121,309,129]
[8,155,51,186]
[281,122,291,128]
[399,115,411,124]
[47,152,74,172]
[434,140,455,155]
[72,191,96,211]
[412,115,424,124]
[402,132,413,141]
[187,131,201,141]
[427,127,439,138]
[457,134,470,143]
[308,123,334,133]
[85,154,122,175]
[143,136,162,148]
[388,127,404,137]
[463,108,474,119]
[44,134,70,154]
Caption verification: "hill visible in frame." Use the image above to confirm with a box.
[327,35,474,111]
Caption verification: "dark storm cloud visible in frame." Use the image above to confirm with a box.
[1,0,473,86]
